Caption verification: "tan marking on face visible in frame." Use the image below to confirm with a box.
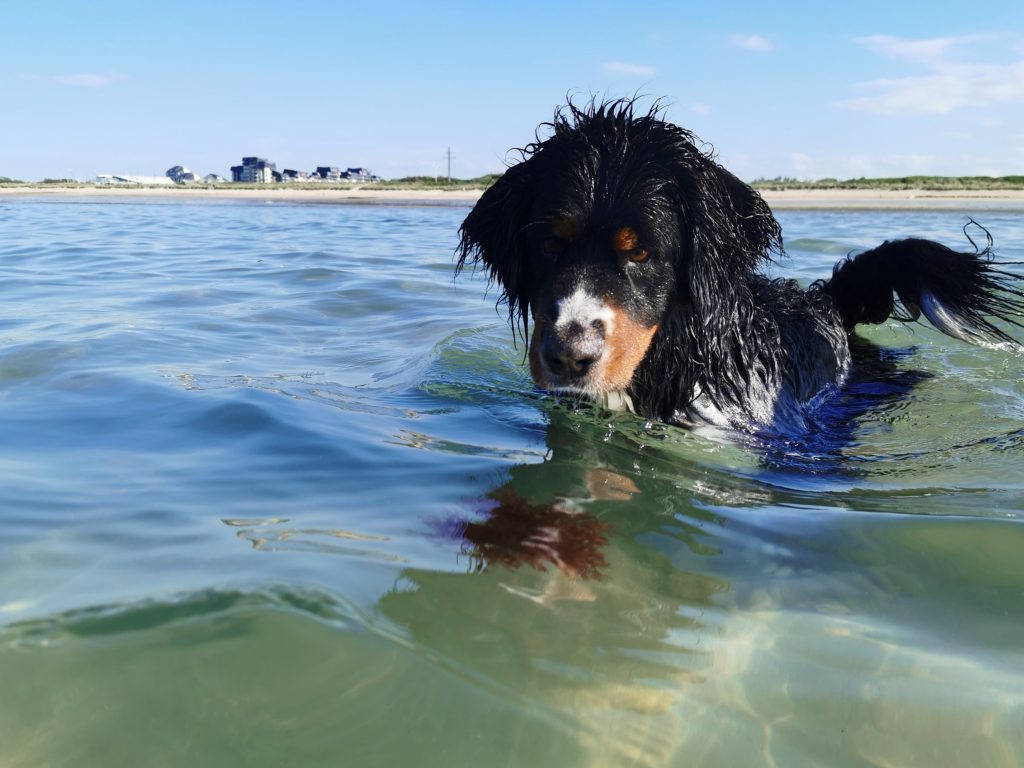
[527,301,658,394]
[612,226,640,254]
[601,307,659,391]
[551,216,576,241]
[613,226,649,263]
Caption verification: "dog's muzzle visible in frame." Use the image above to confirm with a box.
[538,319,606,383]
[530,286,617,390]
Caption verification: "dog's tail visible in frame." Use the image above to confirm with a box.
[818,231,1024,347]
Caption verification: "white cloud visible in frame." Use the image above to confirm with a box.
[848,153,944,176]
[773,142,1009,177]
[790,152,815,178]
[603,61,656,77]
[23,73,126,88]
[945,130,973,141]
[765,151,947,179]
[837,61,1024,115]
[690,102,711,115]
[729,35,774,52]
[853,34,981,64]
[837,37,1024,115]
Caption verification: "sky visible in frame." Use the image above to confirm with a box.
[3,0,1024,182]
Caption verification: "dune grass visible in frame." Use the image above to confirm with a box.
[750,176,1024,191]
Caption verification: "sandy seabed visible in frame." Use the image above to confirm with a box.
[3,185,1024,211]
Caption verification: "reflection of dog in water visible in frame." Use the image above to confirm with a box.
[434,409,770,590]
[433,413,657,588]
[456,464,644,584]
[460,487,611,581]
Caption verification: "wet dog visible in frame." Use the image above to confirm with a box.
[457,99,1023,430]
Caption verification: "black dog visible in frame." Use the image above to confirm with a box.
[457,99,1023,430]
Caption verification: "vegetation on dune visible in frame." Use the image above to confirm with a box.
[381,173,1024,192]
[2,173,1022,192]
[0,174,502,191]
[185,175,501,191]
[340,173,1024,192]
[370,173,1024,193]
[369,174,503,190]
[751,175,1024,191]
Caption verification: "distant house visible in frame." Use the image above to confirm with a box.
[314,166,343,181]
[223,158,377,184]
[166,165,197,184]
[230,156,277,183]
[342,167,379,183]
[203,174,227,184]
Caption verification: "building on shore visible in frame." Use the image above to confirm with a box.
[309,166,380,182]
[344,167,380,182]
[281,169,311,182]
[203,174,227,184]
[223,158,378,183]
[230,157,278,184]
[94,174,175,186]
[166,165,198,184]
[313,166,342,181]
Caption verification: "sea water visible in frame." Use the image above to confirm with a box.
[1,197,1022,767]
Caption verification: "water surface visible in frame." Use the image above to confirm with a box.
[1,199,1022,767]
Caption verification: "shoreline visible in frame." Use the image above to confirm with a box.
[0,186,483,206]
[759,188,1024,212]
[3,185,1024,211]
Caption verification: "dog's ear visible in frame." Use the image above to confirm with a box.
[457,160,536,333]
[666,140,782,276]
[717,167,783,265]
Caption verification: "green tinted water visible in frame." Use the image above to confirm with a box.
[0,200,1022,766]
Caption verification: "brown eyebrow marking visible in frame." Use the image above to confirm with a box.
[551,216,576,240]
[613,226,640,253]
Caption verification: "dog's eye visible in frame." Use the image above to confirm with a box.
[613,227,649,264]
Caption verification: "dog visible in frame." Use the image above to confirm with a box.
[456,99,1024,431]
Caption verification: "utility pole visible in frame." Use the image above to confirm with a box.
[445,147,455,181]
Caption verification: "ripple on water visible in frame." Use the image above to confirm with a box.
[2,202,1024,768]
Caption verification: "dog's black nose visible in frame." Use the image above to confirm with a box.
[541,335,602,380]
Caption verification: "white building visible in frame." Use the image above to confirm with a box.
[94,175,175,186]
[230,157,277,183]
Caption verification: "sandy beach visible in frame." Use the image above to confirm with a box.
[759,187,1024,211]
[0,185,484,205]
[3,184,1024,211]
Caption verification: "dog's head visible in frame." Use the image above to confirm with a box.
[457,99,782,401]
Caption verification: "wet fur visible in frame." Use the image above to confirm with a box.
[457,99,1024,429]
